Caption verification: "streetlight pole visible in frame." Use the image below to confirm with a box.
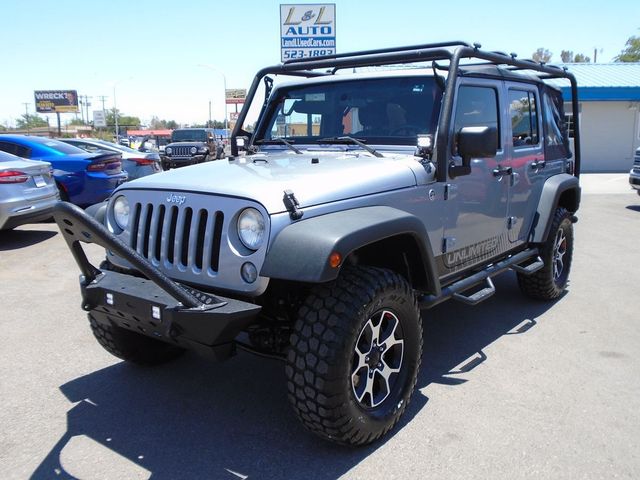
[111,78,132,141]
[113,84,118,140]
[197,64,228,140]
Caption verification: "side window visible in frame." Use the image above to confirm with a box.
[543,91,569,160]
[509,90,539,147]
[453,85,500,150]
[0,141,29,158]
[79,143,101,153]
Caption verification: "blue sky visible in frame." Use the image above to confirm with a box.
[2,0,638,127]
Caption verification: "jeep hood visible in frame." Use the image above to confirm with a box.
[123,152,418,214]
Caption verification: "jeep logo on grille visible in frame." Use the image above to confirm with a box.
[166,194,186,205]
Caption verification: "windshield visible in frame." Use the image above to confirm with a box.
[171,130,207,142]
[256,76,443,146]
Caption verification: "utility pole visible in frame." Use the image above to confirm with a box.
[208,100,212,127]
[85,96,92,125]
[21,102,30,134]
[97,95,108,113]
[79,95,92,125]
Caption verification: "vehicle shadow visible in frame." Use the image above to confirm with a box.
[31,273,561,479]
[0,228,57,251]
[625,205,640,213]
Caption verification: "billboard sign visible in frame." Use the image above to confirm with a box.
[225,88,247,105]
[93,110,107,128]
[280,4,335,62]
[34,90,79,113]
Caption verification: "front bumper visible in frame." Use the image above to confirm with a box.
[629,172,640,190]
[162,155,205,167]
[53,202,261,360]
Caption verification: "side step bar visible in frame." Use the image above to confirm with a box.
[419,249,540,309]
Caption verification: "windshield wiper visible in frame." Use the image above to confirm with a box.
[255,138,302,154]
[317,136,383,158]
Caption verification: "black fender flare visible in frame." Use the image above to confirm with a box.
[530,174,581,243]
[261,206,440,294]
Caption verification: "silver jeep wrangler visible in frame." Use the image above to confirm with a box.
[54,41,581,446]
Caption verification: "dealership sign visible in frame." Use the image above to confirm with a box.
[34,90,79,113]
[280,4,335,62]
[225,88,247,105]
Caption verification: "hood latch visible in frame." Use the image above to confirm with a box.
[283,190,304,220]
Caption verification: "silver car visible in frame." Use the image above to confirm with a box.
[59,138,162,180]
[0,150,59,231]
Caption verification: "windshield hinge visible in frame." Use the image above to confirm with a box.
[283,190,304,220]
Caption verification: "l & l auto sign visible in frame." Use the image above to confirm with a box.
[280,4,335,62]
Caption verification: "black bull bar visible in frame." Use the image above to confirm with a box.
[53,202,261,360]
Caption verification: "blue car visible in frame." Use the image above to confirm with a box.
[0,135,127,207]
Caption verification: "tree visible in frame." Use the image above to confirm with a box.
[573,53,591,63]
[532,48,552,63]
[614,35,640,62]
[149,116,179,130]
[16,113,48,129]
[68,118,88,126]
[560,50,573,63]
[105,109,141,128]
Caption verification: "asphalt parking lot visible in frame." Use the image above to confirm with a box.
[1,174,639,479]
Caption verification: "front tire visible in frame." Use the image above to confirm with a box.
[518,207,574,300]
[89,315,185,365]
[286,267,422,446]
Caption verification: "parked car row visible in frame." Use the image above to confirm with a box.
[630,147,640,196]
[0,150,59,231]
[0,134,163,231]
[60,138,162,180]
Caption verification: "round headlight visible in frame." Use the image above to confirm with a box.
[113,195,130,230]
[190,146,197,154]
[237,208,265,250]
[166,147,172,154]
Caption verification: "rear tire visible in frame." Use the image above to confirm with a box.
[286,267,422,446]
[518,207,574,300]
[56,182,69,202]
[89,315,185,365]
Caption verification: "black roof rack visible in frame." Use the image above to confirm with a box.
[231,41,580,178]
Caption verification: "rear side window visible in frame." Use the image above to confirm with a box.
[509,90,539,147]
[453,85,500,149]
[542,89,569,159]
[0,141,30,158]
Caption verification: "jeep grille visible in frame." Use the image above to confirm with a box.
[169,146,194,157]
[130,202,224,272]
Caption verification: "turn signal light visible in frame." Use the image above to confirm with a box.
[329,252,342,269]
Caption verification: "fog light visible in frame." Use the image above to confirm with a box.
[152,306,161,320]
[241,262,258,283]
[106,293,114,305]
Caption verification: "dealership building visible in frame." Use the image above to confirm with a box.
[554,63,640,172]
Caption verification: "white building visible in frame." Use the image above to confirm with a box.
[555,63,640,172]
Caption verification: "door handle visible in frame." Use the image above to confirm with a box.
[531,159,546,170]
[493,166,513,177]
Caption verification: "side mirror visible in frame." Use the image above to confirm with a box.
[450,126,498,178]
